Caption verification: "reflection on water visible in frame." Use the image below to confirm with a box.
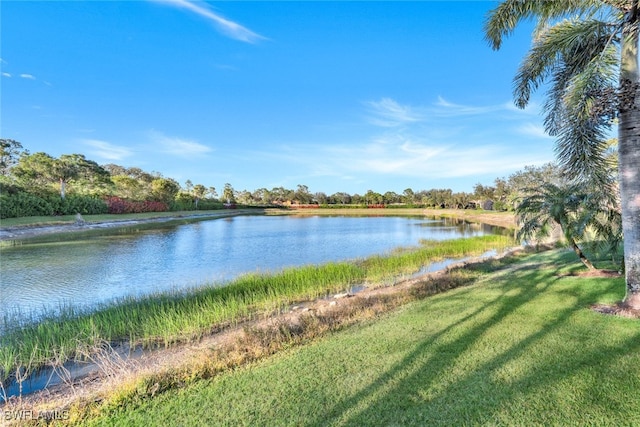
[0,215,499,323]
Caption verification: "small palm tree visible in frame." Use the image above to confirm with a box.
[582,177,624,266]
[516,182,597,271]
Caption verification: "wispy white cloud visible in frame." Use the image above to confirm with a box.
[148,130,213,156]
[252,137,551,185]
[517,122,552,139]
[83,139,134,161]
[250,95,553,188]
[366,96,520,126]
[329,141,521,179]
[349,141,448,175]
[20,73,36,80]
[150,0,266,43]
[432,96,507,117]
[365,98,423,127]
[1,72,11,78]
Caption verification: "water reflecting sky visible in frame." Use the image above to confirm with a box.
[0,215,495,321]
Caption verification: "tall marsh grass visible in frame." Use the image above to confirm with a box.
[0,234,513,383]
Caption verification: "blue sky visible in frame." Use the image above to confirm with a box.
[1,1,553,195]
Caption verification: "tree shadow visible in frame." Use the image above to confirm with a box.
[304,265,563,427]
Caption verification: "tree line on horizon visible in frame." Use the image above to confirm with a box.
[0,138,562,218]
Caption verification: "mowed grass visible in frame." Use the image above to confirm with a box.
[0,235,513,383]
[86,250,640,426]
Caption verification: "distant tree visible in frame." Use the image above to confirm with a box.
[414,190,430,206]
[192,184,207,209]
[54,155,80,199]
[493,177,510,211]
[0,139,28,176]
[102,163,128,177]
[236,190,254,205]
[12,152,56,194]
[365,190,383,205]
[127,167,156,184]
[432,188,453,208]
[314,192,328,204]
[12,152,110,198]
[208,186,218,200]
[55,154,112,198]
[473,183,494,200]
[330,192,351,205]
[65,154,112,196]
[175,191,194,207]
[184,180,193,193]
[270,186,294,204]
[151,177,180,204]
[222,183,236,204]
[252,188,270,204]
[383,191,401,204]
[402,188,415,205]
[112,175,143,200]
[451,192,472,209]
[294,184,312,204]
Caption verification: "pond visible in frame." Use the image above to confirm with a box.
[0,214,500,325]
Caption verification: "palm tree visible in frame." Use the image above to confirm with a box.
[485,0,640,308]
[516,182,597,271]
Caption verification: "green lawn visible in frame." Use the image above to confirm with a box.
[84,249,640,426]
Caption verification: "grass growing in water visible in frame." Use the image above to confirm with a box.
[85,249,639,427]
[0,234,513,384]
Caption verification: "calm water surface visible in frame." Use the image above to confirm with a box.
[0,215,496,322]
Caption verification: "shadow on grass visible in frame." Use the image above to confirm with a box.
[306,260,637,426]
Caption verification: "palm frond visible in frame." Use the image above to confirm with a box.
[512,18,619,183]
[485,0,604,50]
[514,18,618,109]
[555,44,616,183]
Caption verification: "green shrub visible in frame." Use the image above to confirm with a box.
[0,192,108,218]
[0,192,54,218]
[46,195,108,215]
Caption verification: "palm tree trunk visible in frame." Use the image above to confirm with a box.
[618,2,640,309]
[569,238,596,271]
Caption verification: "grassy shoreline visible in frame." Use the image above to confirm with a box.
[83,249,637,427]
[0,207,516,232]
[269,207,516,230]
[0,234,514,386]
